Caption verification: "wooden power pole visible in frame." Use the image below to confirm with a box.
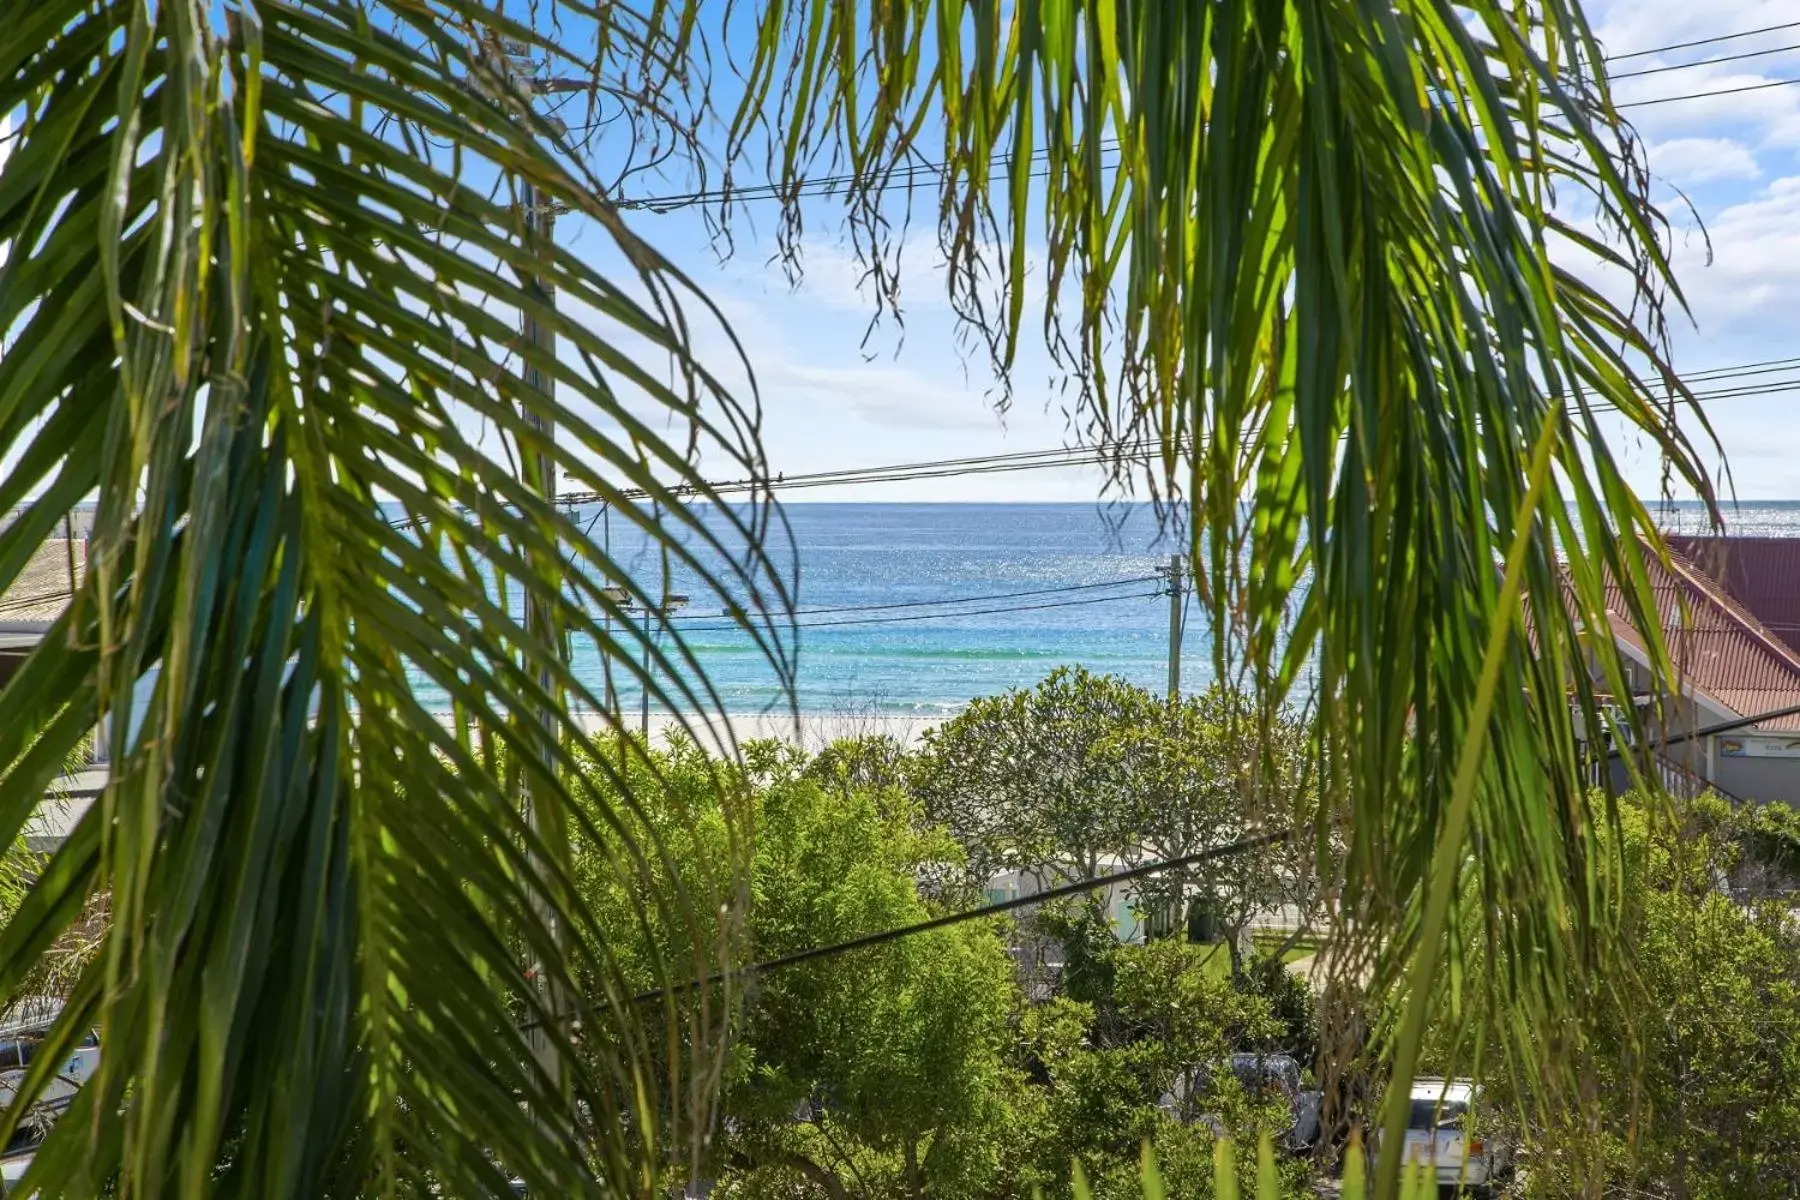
[1164,552,1185,699]
[492,34,594,1097]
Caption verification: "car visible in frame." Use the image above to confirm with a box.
[0,1002,103,1171]
[1226,1053,1322,1152]
[1165,1052,1322,1153]
[1381,1078,1512,1194]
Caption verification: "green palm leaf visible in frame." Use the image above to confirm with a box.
[699,0,1719,1193]
[1,0,1732,1196]
[0,1,788,1195]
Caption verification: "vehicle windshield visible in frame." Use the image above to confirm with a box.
[1407,1098,1469,1131]
[1228,1055,1299,1092]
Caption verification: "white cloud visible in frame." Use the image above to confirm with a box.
[1590,0,1800,148]
[1592,0,1800,61]
[754,231,951,315]
[1646,136,1762,185]
[1667,176,1800,324]
[757,358,1003,433]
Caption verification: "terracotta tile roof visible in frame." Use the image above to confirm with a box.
[0,539,85,627]
[1603,539,1800,732]
[1666,535,1800,659]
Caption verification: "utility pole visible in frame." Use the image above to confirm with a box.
[488,34,593,1100]
[1163,552,1185,699]
[625,593,690,735]
[600,585,628,718]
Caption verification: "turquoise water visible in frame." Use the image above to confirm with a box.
[439,499,1800,717]
[575,503,1194,715]
[29,498,1798,720]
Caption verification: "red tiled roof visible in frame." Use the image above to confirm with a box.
[1603,540,1800,732]
[1666,535,1800,659]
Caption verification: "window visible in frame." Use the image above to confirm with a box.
[1407,1099,1468,1131]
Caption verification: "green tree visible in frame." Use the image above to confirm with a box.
[0,0,1726,1195]
[1512,796,1800,1200]
[573,738,1030,1199]
[913,671,1318,967]
[1016,936,1312,1199]
[912,668,1157,886]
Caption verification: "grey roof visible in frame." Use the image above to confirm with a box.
[0,540,84,627]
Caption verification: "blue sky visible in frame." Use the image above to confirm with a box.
[545,0,1800,506]
[8,3,1795,510]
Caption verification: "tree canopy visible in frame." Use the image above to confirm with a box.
[572,731,1319,1199]
[913,669,1321,961]
[1491,795,1800,1199]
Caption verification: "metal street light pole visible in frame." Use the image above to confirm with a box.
[627,593,689,736]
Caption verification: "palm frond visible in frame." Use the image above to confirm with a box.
[696,0,1720,1190]
[0,1,788,1194]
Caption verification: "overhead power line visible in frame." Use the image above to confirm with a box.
[1611,40,1800,81]
[510,693,1800,1040]
[516,825,1295,1030]
[376,354,1800,530]
[515,693,1800,1035]
[1617,75,1800,108]
[1681,355,1800,383]
[570,359,1800,505]
[712,574,1164,620]
[558,440,1180,507]
[1605,20,1800,62]
[673,588,1164,632]
[607,24,1800,213]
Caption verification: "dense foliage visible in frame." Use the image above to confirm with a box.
[571,709,1800,1199]
[912,669,1322,967]
[1505,794,1800,1199]
[0,0,1729,1192]
[571,702,1322,1199]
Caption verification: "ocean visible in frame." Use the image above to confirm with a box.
[25,499,1796,719]
[573,503,1190,717]
[569,499,1800,718]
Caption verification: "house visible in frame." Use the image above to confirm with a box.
[984,860,1147,943]
[1586,536,1800,805]
[0,538,83,692]
[0,537,106,850]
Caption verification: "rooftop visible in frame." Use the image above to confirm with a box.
[1603,538,1800,732]
[0,539,85,630]
[1666,535,1800,660]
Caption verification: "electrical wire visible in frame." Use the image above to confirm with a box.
[516,825,1294,1029]
[1605,20,1800,62]
[392,355,1800,528]
[1617,75,1800,108]
[692,574,1165,620]
[673,588,1164,632]
[512,695,1800,1034]
[1681,355,1800,383]
[602,23,1800,214]
[1610,40,1800,80]
[556,440,1180,507]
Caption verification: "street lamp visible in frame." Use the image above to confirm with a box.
[598,586,628,719]
[621,592,688,735]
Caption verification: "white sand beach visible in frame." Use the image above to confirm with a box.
[571,710,947,751]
